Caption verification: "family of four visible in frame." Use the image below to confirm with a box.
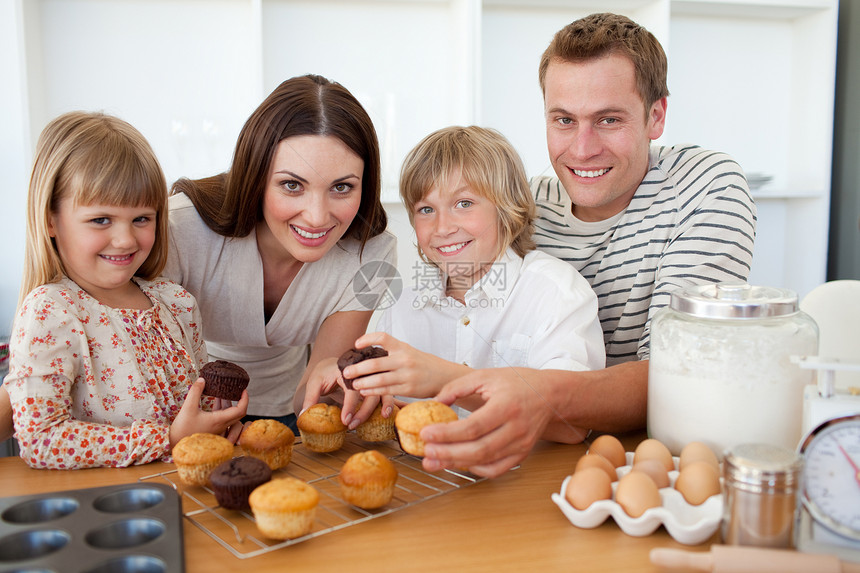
[0,13,756,476]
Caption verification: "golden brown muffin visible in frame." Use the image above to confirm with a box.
[355,403,399,442]
[239,418,296,470]
[297,403,347,452]
[338,450,398,509]
[172,433,235,486]
[249,477,319,540]
[394,400,458,457]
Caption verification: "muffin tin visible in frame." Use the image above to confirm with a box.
[0,483,183,573]
[551,453,723,545]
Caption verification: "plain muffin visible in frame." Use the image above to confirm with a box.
[249,477,319,540]
[172,433,235,486]
[239,418,296,470]
[339,450,398,509]
[395,400,458,457]
[297,403,347,452]
[356,403,399,442]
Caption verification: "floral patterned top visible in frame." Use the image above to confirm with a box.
[5,276,209,469]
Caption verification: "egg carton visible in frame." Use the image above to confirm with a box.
[551,452,723,545]
[0,482,183,573]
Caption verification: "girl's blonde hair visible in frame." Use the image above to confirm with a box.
[20,111,169,305]
[399,125,536,263]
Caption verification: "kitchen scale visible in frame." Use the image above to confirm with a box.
[794,357,860,562]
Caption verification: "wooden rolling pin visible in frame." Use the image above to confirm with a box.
[650,545,860,573]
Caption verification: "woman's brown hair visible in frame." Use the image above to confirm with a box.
[172,74,387,251]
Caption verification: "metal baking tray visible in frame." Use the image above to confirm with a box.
[139,434,485,559]
[0,482,184,573]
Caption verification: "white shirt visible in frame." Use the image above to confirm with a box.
[377,248,605,374]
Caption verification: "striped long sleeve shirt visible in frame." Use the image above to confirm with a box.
[531,144,757,366]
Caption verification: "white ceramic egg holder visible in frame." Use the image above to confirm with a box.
[551,452,723,545]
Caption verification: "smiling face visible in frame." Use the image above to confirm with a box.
[49,200,157,305]
[413,170,501,298]
[259,135,363,264]
[544,53,667,222]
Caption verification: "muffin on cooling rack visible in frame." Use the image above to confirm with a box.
[297,403,346,452]
[210,456,272,511]
[395,400,458,457]
[339,450,398,509]
[356,403,399,442]
[239,418,296,470]
[249,477,319,540]
[172,432,235,486]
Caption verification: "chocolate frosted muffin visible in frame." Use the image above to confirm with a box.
[200,360,250,401]
[337,346,389,389]
[210,456,272,511]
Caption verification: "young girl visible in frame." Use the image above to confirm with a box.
[301,125,605,418]
[4,111,247,470]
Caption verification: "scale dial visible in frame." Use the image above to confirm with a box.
[799,414,860,541]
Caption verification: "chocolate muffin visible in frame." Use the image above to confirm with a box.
[337,346,389,390]
[209,456,272,511]
[200,360,250,401]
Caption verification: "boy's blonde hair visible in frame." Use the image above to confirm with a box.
[399,126,535,263]
[20,111,169,305]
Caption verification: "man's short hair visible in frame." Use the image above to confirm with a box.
[538,12,670,110]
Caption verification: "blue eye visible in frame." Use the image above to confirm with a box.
[417,206,433,215]
[91,217,109,225]
[456,200,473,209]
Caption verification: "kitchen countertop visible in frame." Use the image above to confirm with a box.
[0,432,711,572]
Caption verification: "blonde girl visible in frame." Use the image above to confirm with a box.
[3,111,246,469]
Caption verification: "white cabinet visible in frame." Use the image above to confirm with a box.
[0,0,838,332]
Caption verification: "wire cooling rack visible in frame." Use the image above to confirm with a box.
[138,434,485,559]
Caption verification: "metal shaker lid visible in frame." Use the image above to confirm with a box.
[724,443,804,493]
[669,282,799,319]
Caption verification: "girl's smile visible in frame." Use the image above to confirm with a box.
[48,200,157,307]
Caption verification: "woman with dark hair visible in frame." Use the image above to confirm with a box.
[165,74,395,434]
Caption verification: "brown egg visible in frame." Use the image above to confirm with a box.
[575,454,618,481]
[633,438,675,472]
[675,461,722,505]
[565,467,613,510]
[679,441,720,472]
[615,470,662,518]
[631,458,670,489]
[587,434,627,468]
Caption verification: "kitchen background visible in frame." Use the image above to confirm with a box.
[0,0,857,339]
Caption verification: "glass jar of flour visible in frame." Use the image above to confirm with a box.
[648,283,818,456]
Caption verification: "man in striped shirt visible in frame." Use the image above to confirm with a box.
[419,13,756,478]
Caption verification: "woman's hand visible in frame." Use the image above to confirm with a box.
[169,378,249,448]
[348,332,472,400]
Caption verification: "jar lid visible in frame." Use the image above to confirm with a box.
[724,443,803,491]
[669,283,798,319]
